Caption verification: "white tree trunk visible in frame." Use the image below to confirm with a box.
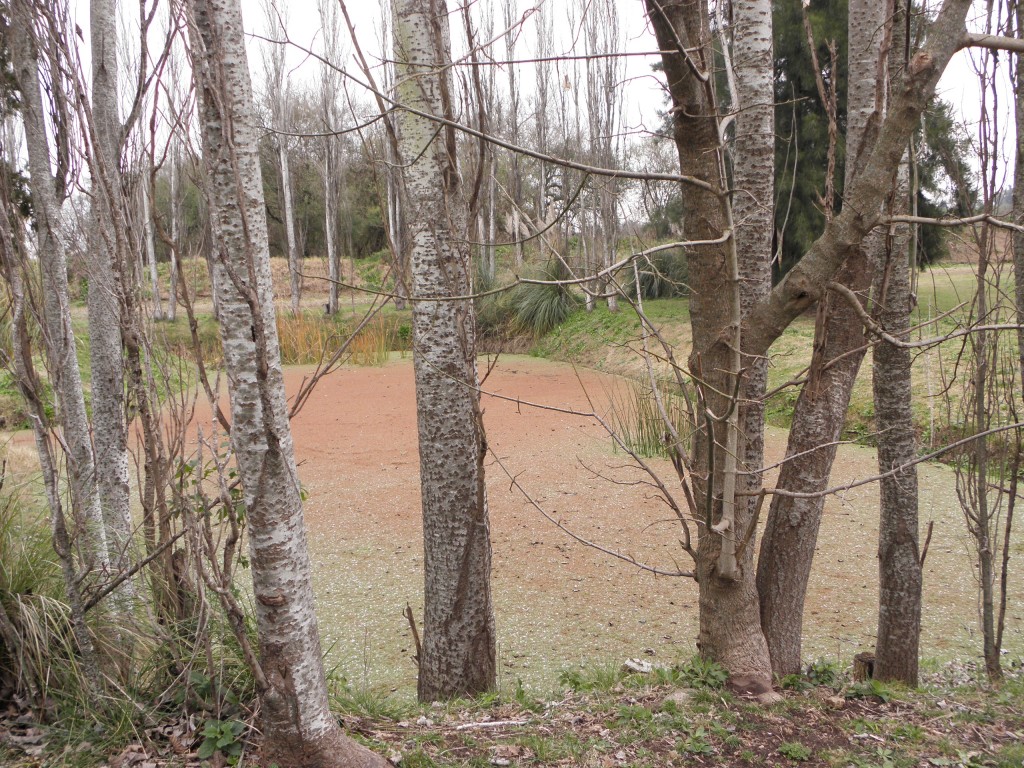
[393,0,496,701]
[323,161,339,314]
[168,145,180,322]
[0,158,101,695]
[85,0,145,606]
[142,163,163,321]
[279,139,301,314]
[184,0,388,764]
[12,0,110,573]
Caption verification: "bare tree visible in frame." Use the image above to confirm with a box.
[583,0,624,312]
[501,0,524,267]
[953,0,1017,681]
[182,0,388,762]
[262,0,301,314]
[8,0,108,690]
[318,0,344,315]
[392,0,497,701]
[646,0,973,689]
[756,0,889,676]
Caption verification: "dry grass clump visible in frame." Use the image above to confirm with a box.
[349,319,392,367]
[276,313,338,365]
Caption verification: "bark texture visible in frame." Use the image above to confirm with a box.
[87,0,134,575]
[392,0,497,701]
[184,0,388,764]
[872,1,921,687]
[730,0,773,621]
[871,202,921,686]
[8,0,106,692]
[756,0,886,676]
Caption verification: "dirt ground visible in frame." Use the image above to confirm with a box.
[176,356,1023,697]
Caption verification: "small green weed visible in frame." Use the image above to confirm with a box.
[806,659,842,687]
[512,678,544,713]
[779,741,812,761]
[678,726,715,756]
[558,663,624,692]
[197,718,245,764]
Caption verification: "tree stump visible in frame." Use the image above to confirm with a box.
[853,652,875,681]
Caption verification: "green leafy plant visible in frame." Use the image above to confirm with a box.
[197,718,245,763]
[509,258,579,337]
[513,678,544,713]
[779,741,812,761]
[678,726,714,756]
[676,656,728,689]
[806,658,842,687]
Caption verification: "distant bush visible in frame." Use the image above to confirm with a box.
[477,258,579,340]
[623,249,689,300]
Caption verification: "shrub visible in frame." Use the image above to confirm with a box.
[477,258,579,340]
[622,249,689,300]
[0,479,70,706]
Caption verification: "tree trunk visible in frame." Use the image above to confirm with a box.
[392,0,497,701]
[646,0,774,693]
[168,144,180,322]
[279,139,301,315]
[86,0,138,583]
[0,161,102,697]
[324,160,339,315]
[12,0,109,573]
[646,0,972,691]
[871,188,921,686]
[1016,0,1024,406]
[731,0,773,597]
[183,1,389,764]
[872,1,921,687]
[757,0,886,676]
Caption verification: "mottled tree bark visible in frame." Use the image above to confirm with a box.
[87,0,134,579]
[9,0,106,690]
[184,0,389,764]
[872,1,921,687]
[872,189,920,685]
[392,0,497,701]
